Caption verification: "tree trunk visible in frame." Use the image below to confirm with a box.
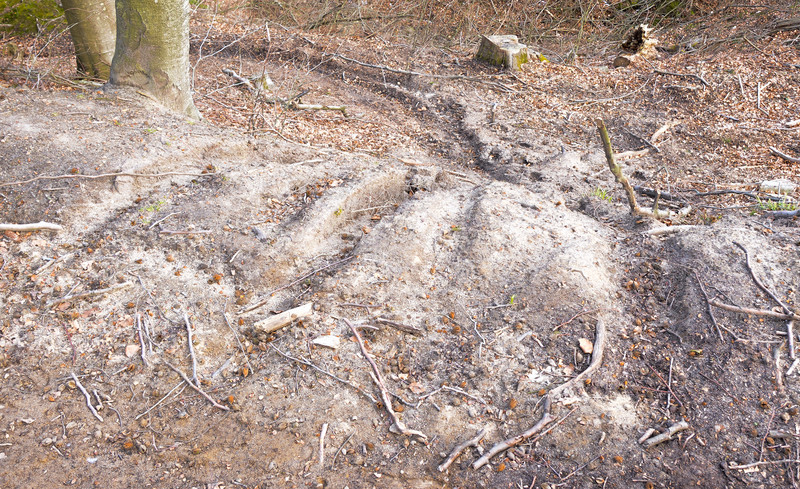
[62,0,116,79]
[109,0,199,119]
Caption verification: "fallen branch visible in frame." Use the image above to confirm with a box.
[164,361,230,411]
[633,186,683,202]
[345,318,427,440]
[0,222,62,232]
[551,319,606,398]
[222,67,256,92]
[253,302,314,334]
[438,427,487,472]
[474,320,606,469]
[71,373,103,422]
[709,299,800,322]
[775,343,786,395]
[767,209,799,218]
[770,147,800,164]
[47,281,133,308]
[0,171,215,188]
[640,420,690,448]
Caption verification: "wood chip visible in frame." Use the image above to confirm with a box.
[312,335,340,349]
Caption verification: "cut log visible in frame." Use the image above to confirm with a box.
[476,35,529,71]
[253,302,314,334]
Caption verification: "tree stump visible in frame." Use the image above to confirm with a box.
[475,35,529,71]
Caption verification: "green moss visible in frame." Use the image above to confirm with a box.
[0,0,63,34]
[512,50,528,70]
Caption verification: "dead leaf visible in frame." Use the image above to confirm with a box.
[408,381,426,394]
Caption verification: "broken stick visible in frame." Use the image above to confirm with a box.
[345,318,427,440]
[0,222,62,232]
[439,427,487,472]
[253,302,314,334]
[640,420,690,448]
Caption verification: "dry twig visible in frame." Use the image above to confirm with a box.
[345,319,427,440]
[770,147,800,164]
[270,345,376,403]
[734,242,793,315]
[71,373,103,422]
[252,302,314,334]
[164,361,230,412]
[709,299,800,322]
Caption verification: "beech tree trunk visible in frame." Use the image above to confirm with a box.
[109,0,199,119]
[62,0,116,79]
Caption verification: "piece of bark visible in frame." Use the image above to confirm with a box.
[253,302,314,334]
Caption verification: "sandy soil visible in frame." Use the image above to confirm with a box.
[1,11,800,489]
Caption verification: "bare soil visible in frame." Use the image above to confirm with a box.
[1,8,800,489]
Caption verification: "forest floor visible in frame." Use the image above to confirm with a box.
[1,4,800,488]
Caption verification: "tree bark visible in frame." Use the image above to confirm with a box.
[62,0,116,79]
[109,0,199,119]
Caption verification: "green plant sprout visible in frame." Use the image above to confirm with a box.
[592,187,612,202]
[757,197,797,212]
